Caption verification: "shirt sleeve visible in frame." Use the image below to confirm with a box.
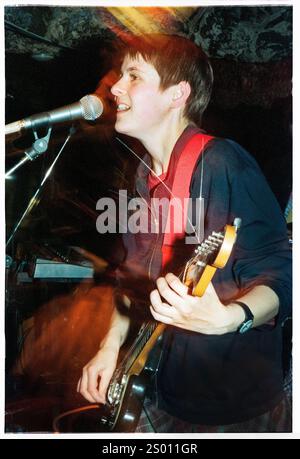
[230,162,292,321]
[192,138,292,323]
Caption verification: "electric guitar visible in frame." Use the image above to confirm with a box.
[100,221,240,432]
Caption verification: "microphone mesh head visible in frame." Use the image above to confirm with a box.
[80,94,103,121]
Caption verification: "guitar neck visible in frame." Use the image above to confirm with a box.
[129,322,166,375]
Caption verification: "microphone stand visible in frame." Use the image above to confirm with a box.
[6,125,76,247]
[5,127,52,179]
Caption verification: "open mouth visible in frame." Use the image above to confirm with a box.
[117,103,130,113]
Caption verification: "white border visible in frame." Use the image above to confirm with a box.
[1,0,298,440]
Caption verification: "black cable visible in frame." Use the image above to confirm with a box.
[5,19,74,51]
[142,403,157,433]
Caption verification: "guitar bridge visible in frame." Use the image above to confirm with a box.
[107,374,128,405]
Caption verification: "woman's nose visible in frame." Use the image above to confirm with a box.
[111,81,127,97]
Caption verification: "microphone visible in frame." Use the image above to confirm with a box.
[5,94,104,135]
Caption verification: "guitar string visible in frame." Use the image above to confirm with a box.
[115,321,157,375]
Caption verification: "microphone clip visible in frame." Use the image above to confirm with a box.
[25,127,52,161]
[5,127,53,179]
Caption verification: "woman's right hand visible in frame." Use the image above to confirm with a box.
[77,346,119,404]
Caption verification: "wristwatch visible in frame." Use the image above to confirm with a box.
[233,301,254,334]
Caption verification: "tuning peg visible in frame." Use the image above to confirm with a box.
[196,260,205,267]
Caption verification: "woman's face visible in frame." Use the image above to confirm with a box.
[111,54,174,140]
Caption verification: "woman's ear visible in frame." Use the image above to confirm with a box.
[171,81,191,108]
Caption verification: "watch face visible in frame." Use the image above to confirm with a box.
[239,320,253,334]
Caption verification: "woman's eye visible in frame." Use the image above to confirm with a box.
[129,73,138,81]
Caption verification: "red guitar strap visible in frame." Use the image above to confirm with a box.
[162,133,214,268]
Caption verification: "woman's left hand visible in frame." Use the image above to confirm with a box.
[150,273,239,335]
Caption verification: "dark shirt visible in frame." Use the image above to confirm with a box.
[118,126,292,424]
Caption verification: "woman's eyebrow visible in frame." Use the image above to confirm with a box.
[124,66,145,73]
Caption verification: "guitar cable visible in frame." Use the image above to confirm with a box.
[52,404,100,433]
[52,403,157,433]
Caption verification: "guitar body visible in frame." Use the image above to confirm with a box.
[101,337,162,432]
[110,373,148,432]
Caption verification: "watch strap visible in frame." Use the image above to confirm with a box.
[232,301,254,333]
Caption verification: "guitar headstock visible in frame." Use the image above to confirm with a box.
[183,222,240,297]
